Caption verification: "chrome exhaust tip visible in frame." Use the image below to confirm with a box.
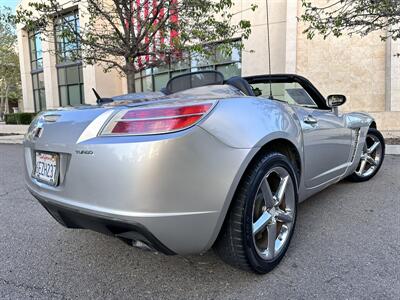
[131,240,154,252]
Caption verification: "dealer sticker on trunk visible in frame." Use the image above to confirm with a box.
[33,152,59,186]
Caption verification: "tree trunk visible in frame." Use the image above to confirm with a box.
[125,60,136,94]
[4,86,9,114]
[0,82,4,121]
[127,71,136,93]
[0,94,4,121]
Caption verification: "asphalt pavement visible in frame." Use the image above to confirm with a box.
[0,144,399,299]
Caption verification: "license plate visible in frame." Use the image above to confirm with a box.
[33,152,59,186]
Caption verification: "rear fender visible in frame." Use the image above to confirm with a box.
[199,97,304,182]
[199,97,303,150]
[200,98,304,250]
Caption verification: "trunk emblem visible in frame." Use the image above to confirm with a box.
[75,150,94,155]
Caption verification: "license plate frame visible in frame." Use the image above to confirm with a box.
[32,151,60,186]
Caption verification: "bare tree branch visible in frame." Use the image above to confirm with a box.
[300,0,400,40]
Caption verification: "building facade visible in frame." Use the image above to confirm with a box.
[17,0,400,131]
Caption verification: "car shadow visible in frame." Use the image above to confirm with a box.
[36,176,365,294]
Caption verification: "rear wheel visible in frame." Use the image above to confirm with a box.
[347,128,385,182]
[214,152,298,274]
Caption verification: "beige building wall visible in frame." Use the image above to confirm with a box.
[238,0,288,75]
[296,24,386,113]
[295,0,400,130]
[16,0,400,131]
[41,23,59,109]
[17,28,35,112]
[386,38,400,112]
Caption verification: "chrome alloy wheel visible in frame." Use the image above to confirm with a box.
[355,133,383,178]
[252,166,296,260]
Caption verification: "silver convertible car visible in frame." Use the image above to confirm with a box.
[24,71,385,274]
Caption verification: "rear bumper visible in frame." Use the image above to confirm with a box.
[34,193,175,255]
[24,126,252,254]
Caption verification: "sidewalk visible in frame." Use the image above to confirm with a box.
[0,123,28,144]
[0,123,29,134]
[0,134,26,144]
[0,123,399,154]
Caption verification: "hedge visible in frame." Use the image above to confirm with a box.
[4,113,37,125]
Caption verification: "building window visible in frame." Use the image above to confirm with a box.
[29,32,43,70]
[29,32,46,112]
[54,10,80,64]
[55,9,84,106]
[32,72,46,112]
[57,65,85,106]
[134,39,242,92]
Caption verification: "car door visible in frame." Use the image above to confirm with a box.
[277,77,353,188]
[246,75,353,188]
[291,105,352,188]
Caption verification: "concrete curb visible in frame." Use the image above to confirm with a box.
[387,145,400,155]
[0,135,24,144]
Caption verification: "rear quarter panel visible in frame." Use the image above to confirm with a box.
[200,97,303,150]
[198,97,306,248]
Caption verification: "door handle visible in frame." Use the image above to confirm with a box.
[304,115,318,124]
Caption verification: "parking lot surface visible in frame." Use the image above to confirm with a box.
[0,144,399,299]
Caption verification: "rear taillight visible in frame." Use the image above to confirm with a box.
[101,102,215,135]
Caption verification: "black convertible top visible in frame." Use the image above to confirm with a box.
[164,70,224,94]
[106,71,329,110]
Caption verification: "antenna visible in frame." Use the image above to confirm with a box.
[92,88,101,101]
[92,88,114,104]
[265,0,273,99]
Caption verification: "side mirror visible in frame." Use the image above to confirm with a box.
[327,94,346,107]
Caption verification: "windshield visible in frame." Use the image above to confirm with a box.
[250,82,318,108]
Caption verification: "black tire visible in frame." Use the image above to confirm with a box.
[214,152,298,274]
[347,128,385,182]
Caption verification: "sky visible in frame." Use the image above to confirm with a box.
[0,0,19,11]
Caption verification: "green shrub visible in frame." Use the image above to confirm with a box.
[4,114,16,124]
[4,113,37,125]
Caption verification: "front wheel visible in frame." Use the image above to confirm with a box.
[347,128,385,182]
[214,152,298,274]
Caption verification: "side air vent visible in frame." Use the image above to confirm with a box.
[350,128,360,162]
